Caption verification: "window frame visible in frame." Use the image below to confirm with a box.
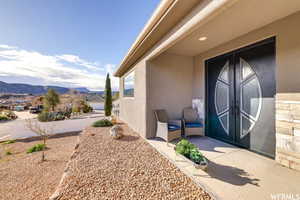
[123,70,135,98]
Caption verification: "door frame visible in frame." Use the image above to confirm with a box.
[204,37,276,151]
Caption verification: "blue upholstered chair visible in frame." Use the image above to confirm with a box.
[183,107,204,136]
[154,109,182,142]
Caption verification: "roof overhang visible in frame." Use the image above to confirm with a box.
[167,0,300,56]
[114,0,300,77]
[114,0,200,77]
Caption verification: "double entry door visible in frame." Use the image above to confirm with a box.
[205,38,276,158]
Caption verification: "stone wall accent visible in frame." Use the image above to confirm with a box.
[276,93,300,171]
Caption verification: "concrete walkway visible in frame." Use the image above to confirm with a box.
[148,136,300,200]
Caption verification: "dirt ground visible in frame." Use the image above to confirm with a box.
[0,133,78,200]
[14,110,36,120]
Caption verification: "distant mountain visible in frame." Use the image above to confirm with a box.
[0,81,122,96]
[0,81,71,95]
[74,87,90,93]
[89,90,104,95]
[85,93,104,102]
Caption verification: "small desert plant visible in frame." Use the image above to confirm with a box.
[175,139,196,158]
[3,140,15,144]
[72,105,80,114]
[63,109,72,118]
[27,144,46,153]
[2,110,17,120]
[92,119,113,127]
[25,119,54,161]
[38,111,67,122]
[54,113,65,121]
[5,150,12,155]
[72,100,93,114]
[189,148,204,164]
[175,139,205,164]
[82,103,93,113]
[38,111,54,122]
[0,115,10,121]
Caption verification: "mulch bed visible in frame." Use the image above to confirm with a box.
[59,125,211,200]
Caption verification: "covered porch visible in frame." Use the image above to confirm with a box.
[147,136,300,200]
[146,0,300,171]
[115,0,300,199]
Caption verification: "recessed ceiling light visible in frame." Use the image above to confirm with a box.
[199,37,207,41]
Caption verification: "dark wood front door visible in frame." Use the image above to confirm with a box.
[205,37,276,158]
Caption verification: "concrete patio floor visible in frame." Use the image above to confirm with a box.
[147,136,300,200]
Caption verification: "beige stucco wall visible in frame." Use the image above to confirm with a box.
[119,52,194,138]
[193,11,300,101]
[119,11,300,140]
[119,60,147,137]
[146,52,194,138]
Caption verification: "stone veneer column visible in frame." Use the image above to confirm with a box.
[276,93,300,171]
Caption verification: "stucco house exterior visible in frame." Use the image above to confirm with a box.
[114,0,300,171]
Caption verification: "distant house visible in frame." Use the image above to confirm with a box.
[14,105,25,111]
[114,0,300,171]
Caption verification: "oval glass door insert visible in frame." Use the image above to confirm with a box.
[239,58,262,139]
[214,61,230,135]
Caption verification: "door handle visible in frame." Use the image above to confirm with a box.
[235,105,240,114]
[231,100,235,115]
[231,106,235,115]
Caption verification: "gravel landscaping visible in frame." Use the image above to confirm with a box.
[0,133,78,200]
[59,125,211,200]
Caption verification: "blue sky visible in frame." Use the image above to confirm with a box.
[0,0,160,90]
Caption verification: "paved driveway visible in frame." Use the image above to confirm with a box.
[0,112,104,141]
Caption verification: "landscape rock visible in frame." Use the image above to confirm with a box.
[109,125,124,139]
[58,126,211,200]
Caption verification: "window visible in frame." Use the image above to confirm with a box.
[123,71,134,97]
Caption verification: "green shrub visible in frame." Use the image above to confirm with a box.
[3,140,15,144]
[5,150,12,155]
[72,100,93,114]
[175,139,196,158]
[0,115,10,121]
[72,105,80,113]
[92,119,113,127]
[189,148,204,164]
[63,109,72,118]
[54,113,65,121]
[82,104,93,113]
[38,111,67,122]
[27,143,46,153]
[2,110,17,120]
[175,139,205,164]
[38,111,54,122]
[0,110,18,121]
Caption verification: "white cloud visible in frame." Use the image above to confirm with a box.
[0,44,17,49]
[57,54,101,71]
[0,44,119,91]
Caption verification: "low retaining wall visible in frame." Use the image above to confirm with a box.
[276,93,300,171]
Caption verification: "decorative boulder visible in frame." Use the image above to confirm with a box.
[111,116,117,125]
[109,125,123,139]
